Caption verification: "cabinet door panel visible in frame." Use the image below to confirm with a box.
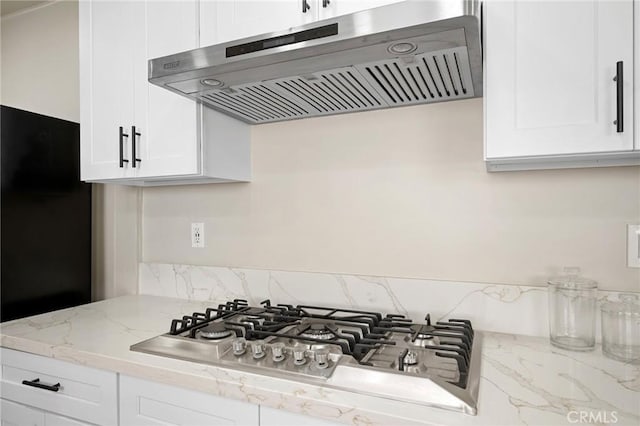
[1,399,44,426]
[43,413,91,426]
[485,0,634,158]
[133,0,199,178]
[80,0,136,180]
[318,0,405,20]
[200,0,316,46]
[635,0,639,150]
[119,375,259,426]
[260,406,342,426]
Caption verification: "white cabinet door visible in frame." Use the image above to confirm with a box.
[134,0,200,178]
[317,0,405,20]
[485,0,634,159]
[80,0,138,180]
[1,399,44,426]
[119,375,259,425]
[260,406,343,426]
[43,413,91,426]
[200,0,316,46]
[635,0,639,150]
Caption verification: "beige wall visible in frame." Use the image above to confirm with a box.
[1,1,140,300]
[143,98,640,291]
[1,1,78,122]
[3,2,638,294]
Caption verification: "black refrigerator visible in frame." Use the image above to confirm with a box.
[1,105,92,322]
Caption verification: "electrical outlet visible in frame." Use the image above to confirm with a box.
[628,225,640,268]
[191,223,205,248]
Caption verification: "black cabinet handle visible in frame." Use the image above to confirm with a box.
[131,126,142,168]
[22,378,60,392]
[322,0,330,7]
[119,126,129,168]
[302,0,310,13]
[614,61,623,133]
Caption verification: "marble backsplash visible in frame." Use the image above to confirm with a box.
[139,262,633,338]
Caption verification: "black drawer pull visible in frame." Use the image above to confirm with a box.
[302,0,310,13]
[119,126,130,168]
[22,378,60,392]
[613,61,623,133]
[131,125,142,168]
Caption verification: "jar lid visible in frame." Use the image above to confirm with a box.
[601,293,640,316]
[548,267,597,290]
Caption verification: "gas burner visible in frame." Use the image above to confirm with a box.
[299,322,336,340]
[199,322,232,339]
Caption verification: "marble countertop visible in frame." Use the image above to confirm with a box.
[1,295,638,425]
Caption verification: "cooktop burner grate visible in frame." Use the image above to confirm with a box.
[131,298,481,415]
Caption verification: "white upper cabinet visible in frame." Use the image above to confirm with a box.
[200,0,317,46]
[199,0,406,47]
[485,0,636,167]
[317,0,405,20]
[80,0,138,181]
[135,1,199,178]
[80,0,250,185]
[635,0,639,150]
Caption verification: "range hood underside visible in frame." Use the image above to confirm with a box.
[199,45,474,124]
[152,18,481,124]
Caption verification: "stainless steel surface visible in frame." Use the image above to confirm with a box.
[148,0,482,124]
[131,301,481,415]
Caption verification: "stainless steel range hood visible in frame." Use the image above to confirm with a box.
[149,1,482,124]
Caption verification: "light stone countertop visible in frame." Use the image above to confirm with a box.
[1,295,638,426]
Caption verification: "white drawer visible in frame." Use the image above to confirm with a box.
[1,398,45,426]
[0,348,117,425]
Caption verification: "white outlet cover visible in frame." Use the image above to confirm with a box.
[191,223,205,248]
[628,225,640,268]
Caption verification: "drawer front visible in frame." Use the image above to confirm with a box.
[1,398,45,426]
[120,375,259,426]
[44,412,93,426]
[0,348,117,425]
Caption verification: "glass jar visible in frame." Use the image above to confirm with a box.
[601,293,640,363]
[548,267,597,351]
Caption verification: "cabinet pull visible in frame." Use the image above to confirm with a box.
[322,0,330,7]
[119,126,130,168]
[22,378,60,392]
[613,61,623,133]
[131,126,142,167]
[302,0,310,13]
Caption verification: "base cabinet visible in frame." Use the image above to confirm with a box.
[260,406,343,426]
[119,375,259,425]
[0,349,344,426]
[0,349,117,426]
[0,399,92,426]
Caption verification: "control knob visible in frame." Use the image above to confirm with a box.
[271,342,285,362]
[404,350,418,366]
[232,337,246,356]
[314,348,330,369]
[251,340,266,359]
[293,347,306,366]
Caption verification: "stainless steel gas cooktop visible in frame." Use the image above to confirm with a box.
[131,299,481,415]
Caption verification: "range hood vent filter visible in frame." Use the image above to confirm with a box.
[197,47,474,124]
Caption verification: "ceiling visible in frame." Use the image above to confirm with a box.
[1,1,51,17]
